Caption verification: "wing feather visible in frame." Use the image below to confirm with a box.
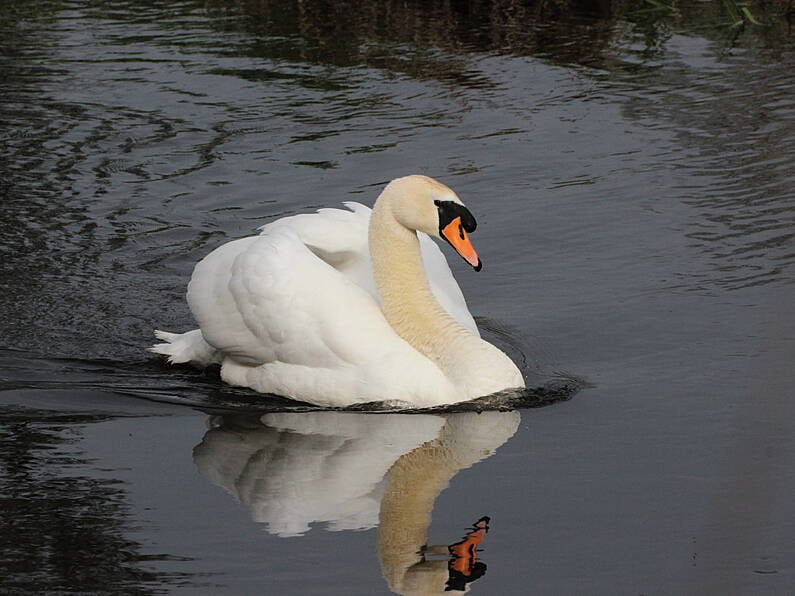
[189,227,403,370]
[264,202,479,336]
[187,203,479,374]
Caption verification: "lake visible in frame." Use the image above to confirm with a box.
[1,1,793,593]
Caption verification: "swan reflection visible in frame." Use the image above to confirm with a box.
[193,410,520,594]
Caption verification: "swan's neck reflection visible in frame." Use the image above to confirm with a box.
[193,410,520,594]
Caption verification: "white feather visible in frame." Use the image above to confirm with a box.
[151,176,524,407]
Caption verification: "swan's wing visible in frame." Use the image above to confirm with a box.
[262,201,375,296]
[266,202,479,337]
[187,225,406,369]
[188,202,479,373]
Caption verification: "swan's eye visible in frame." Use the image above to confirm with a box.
[458,224,464,240]
[436,199,477,233]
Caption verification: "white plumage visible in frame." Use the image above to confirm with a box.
[152,175,524,407]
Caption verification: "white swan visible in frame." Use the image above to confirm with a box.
[193,412,447,537]
[151,174,525,407]
[193,411,520,592]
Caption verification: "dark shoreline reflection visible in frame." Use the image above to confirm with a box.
[0,408,190,594]
[204,0,793,72]
[193,410,520,594]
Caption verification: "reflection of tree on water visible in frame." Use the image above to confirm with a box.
[205,0,792,74]
[0,409,184,594]
[207,0,619,71]
[193,410,520,594]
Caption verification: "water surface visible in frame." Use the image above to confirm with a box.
[1,1,794,593]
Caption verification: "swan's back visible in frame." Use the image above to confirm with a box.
[264,202,479,336]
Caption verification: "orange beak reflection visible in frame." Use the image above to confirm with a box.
[442,216,482,271]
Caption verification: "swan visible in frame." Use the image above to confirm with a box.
[151,174,525,407]
[192,410,520,591]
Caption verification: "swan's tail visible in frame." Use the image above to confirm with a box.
[149,329,220,367]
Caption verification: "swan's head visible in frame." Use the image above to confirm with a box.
[385,175,482,271]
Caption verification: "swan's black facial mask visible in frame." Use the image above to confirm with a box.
[434,200,482,271]
[435,200,477,234]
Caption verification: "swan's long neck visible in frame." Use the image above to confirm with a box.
[368,183,525,398]
[369,195,469,366]
[377,436,462,593]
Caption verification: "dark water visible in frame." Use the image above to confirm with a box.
[2,0,794,593]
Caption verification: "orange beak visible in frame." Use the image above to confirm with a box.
[442,216,482,271]
[448,517,489,576]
